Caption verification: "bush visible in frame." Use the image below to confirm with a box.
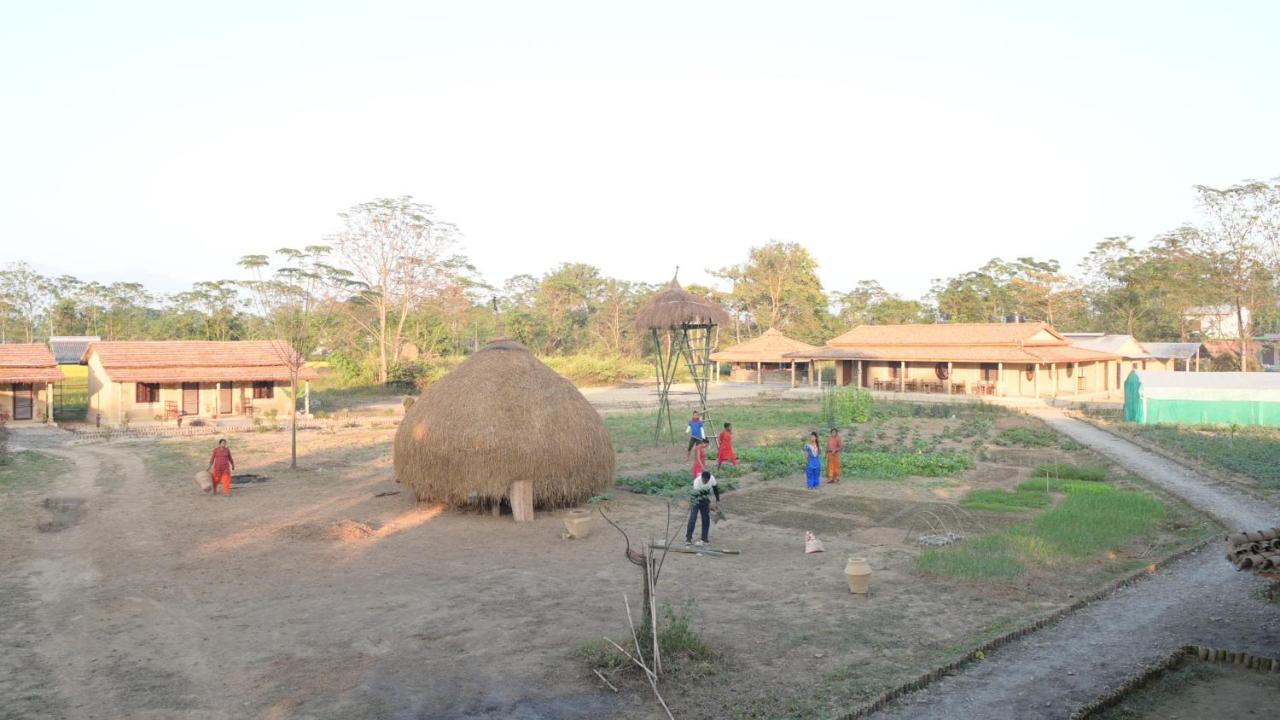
[616,471,738,497]
[1032,463,1107,482]
[541,354,651,387]
[737,445,798,480]
[326,351,374,385]
[842,451,973,479]
[822,386,873,426]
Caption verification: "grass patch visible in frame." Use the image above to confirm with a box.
[606,401,823,450]
[616,471,739,497]
[579,602,717,681]
[1031,463,1107,482]
[962,488,1051,512]
[993,426,1059,447]
[916,535,1027,580]
[0,450,72,489]
[920,482,1166,581]
[736,445,798,480]
[1125,423,1280,491]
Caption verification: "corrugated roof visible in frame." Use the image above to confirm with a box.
[1066,334,1150,359]
[1130,370,1280,389]
[709,328,818,363]
[84,341,318,383]
[1141,342,1201,360]
[48,335,100,364]
[0,343,65,383]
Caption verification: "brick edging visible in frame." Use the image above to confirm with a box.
[839,537,1215,719]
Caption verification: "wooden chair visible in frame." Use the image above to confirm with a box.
[951,381,966,395]
[904,379,919,393]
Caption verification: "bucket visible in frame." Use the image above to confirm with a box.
[563,509,592,539]
[194,470,212,493]
[845,557,872,595]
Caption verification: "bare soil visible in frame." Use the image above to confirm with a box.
[0,408,1216,720]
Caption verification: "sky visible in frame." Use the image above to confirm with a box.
[2,1,1278,300]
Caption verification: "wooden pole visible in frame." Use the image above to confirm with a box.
[45,382,53,423]
[1033,364,1040,397]
[945,361,953,395]
[997,362,1003,396]
[899,361,905,393]
[856,360,862,388]
[1050,363,1057,397]
[510,480,534,522]
[304,380,310,415]
[757,361,763,384]
[790,361,796,388]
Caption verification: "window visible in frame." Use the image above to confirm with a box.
[980,363,998,382]
[135,383,160,403]
[252,381,274,399]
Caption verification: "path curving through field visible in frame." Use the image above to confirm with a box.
[868,406,1280,720]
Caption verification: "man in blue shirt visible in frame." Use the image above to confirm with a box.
[686,413,705,456]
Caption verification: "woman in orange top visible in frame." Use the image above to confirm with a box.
[207,438,235,496]
[826,428,843,483]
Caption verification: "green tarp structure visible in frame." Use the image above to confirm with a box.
[1124,370,1280,426]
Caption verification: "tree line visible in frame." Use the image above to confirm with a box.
[1,179,1277,382]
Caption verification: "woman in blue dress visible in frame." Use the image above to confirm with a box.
[804,431,822,489]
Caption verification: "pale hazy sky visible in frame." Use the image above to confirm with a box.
[2,1,1277,299]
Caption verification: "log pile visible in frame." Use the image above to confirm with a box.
[1225,528,1280,572]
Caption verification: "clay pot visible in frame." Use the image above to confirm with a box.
[845,557,872,595]
[563,509,592,539]
[194,470,212,493]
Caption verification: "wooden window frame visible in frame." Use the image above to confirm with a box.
[135,383,160,403]
[252,381,274,400]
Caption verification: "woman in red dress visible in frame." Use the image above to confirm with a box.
[716,422,737,470]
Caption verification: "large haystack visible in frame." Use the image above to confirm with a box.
[636,278,731,330]
[393,338,614,510]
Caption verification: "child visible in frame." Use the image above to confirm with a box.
[685,413,706,456]
[804,431,822,490]
[686,470,721,545]
[716,422,737,469]
[826,428,843,484]
[691,436,709,481]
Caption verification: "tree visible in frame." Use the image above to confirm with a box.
[1192,181,1280,369]
[711,241,829,341]
[836,280,932,326]
[329,197,465,383]
[0,262,51,342]
[239,246,333,468]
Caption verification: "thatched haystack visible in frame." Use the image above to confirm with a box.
[393,338,614,512]
[636,278,731,330]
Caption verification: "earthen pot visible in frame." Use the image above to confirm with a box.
[563,509,592,539]
[845,557,872,595]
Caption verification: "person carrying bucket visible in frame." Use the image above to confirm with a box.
[207,439,235,496]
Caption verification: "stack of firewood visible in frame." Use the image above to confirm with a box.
[1225,528,1280,572]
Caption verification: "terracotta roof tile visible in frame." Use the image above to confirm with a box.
[710,328,819,363]
[0,344,64,383]
[85,341,317,383]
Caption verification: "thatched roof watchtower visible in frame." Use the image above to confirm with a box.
[635,276,729,440]
[393,338,614,516]
[635,278,731,330]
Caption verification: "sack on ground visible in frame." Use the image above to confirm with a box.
[194,470,212,493]
[805,531,825,554]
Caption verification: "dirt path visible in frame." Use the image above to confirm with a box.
[870,407,1280,720]
[3,441,232,720]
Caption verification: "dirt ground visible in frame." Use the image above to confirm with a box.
[0,401,1222,720]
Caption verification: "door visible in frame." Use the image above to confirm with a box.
[182,383,199,416]
[12,383,33,421]
[219,384,233,414]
